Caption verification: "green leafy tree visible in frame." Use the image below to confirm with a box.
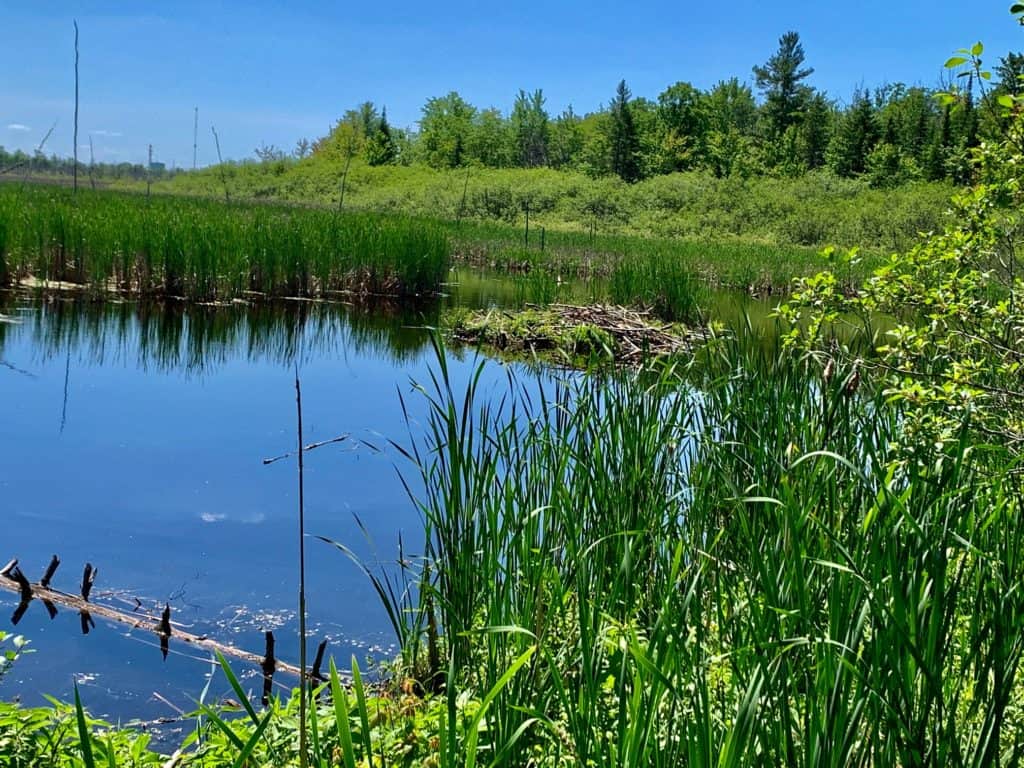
[923,103,953,180]
[418,92,477,168]
[578,111,612,177]
[549,106,584,169]
[780,41,1024,461]
[704,78,759,176]
[794,89,834,170]
[608,80,642,182]
[706,78,758,134]
[469,107,515,167]
[510,89,550,167]
[654,81,709,172]
[753,31,814,139]
[996,52,1024,96]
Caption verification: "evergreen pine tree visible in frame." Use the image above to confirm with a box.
[609,80,641,182]
[367,107,398,165]
[753,31,814,139]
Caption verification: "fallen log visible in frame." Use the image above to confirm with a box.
[0,570,304,678]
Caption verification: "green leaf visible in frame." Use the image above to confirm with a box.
[231,709,274,768]
[999,94,1016,108]
[465,645,536,768]
[216,652,260,726]
[351,658,373,763]
[330,660,357,768]
[1012,3,1024,13]
[74,685,96,768]
[971,41,984,56]
[944,56,968,68]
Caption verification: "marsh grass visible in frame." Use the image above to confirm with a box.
[358,332,1024,766]
[10,327,1024,767]
[0,186,450,300]
[450,219,834,293]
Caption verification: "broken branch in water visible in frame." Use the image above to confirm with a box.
[0,555,323,680]
[262,433,351,465]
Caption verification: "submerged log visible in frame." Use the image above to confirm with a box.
[0,568,303,677]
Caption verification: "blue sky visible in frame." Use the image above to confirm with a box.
[2,1,1021,166]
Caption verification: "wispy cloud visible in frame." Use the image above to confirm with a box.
[6,123,31,132]
[91,129,122,138]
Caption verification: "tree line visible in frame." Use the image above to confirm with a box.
[307,32,1024,187]
[0,146,180,181]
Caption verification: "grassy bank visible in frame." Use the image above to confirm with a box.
[140,160,954,255]
[1,182,856,322]
[122,157,957,300]
[0,185,450,300]
[6,330,1023,766]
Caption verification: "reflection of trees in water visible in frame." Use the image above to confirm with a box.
[0,295,442,374]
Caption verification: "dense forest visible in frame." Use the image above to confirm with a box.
[293,32,1023,188]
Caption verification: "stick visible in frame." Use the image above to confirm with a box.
[88,136,96,191]
[311,639,328,683]
[295,368,309,768]
[457,165,471,226]
[40,555,60,588]
[338,139,354,212]
[262,433,350,465]
[261,631,276,706]
[211,126,229,202]
[73,20,79,194]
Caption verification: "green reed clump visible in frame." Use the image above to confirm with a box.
[450,218,835,292]
[351,332,1024,766]
[0,185,450,299]
[608,250,705,322]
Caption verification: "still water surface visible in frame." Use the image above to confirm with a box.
[0,290,528,726]
[0,274,776,727]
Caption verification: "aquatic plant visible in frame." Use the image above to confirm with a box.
[0,186,451,300]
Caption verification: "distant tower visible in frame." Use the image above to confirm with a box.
[193,107,198,169]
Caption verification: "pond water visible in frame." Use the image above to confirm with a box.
[0,272,777,730]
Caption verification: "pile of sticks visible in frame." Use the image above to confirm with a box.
[538,303,698,364]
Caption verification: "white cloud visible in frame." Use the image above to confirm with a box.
[91,129,122,138]
[6,123,30,132]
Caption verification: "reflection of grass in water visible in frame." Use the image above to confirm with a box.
[0,295,442,374]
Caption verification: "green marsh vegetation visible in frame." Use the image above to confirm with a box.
[5,16,1024,768]
[0,186,450,300]
[125,23,1024,288]
[11,324,1024,766]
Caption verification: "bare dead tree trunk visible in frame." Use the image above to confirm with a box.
[211,126,230,202]
[73,20,79,194]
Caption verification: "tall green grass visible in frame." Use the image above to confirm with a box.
[7,328,1024,766]
[450,218,833,292]
[0,186,450,299]
[360,332,1024,765]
